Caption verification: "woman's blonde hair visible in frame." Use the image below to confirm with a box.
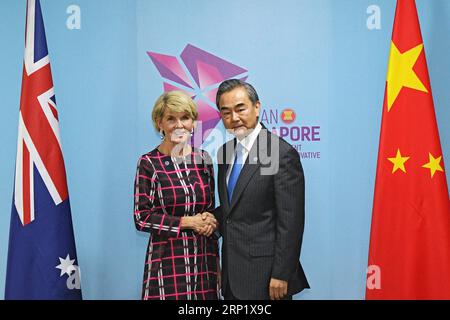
[151,91,198,131]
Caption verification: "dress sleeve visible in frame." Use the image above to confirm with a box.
[203,151,216,212]
[133,155,182,237]
[203,151,220,240]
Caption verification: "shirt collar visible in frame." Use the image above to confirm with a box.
[236,122,262,152]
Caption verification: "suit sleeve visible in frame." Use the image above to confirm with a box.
[271,147,305,281]
[133,156,182,237]
[212,147,224,237]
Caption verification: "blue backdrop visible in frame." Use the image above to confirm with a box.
[0,0,449,299]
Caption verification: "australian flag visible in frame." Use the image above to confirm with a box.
[5,0,82,300]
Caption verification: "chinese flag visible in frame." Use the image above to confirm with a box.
[366,0,450,299]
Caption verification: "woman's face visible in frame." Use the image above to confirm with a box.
[159,111,194,144]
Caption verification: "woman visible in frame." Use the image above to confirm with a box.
[134,91,220,300]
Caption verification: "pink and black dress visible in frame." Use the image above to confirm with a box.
[134,147,220,300]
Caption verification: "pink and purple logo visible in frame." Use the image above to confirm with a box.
[147,44,248,146]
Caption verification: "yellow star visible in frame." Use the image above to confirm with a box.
[422,153,444,178]
[387,149,410,174]
[386,42,428,111]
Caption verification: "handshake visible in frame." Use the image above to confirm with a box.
[180,212,218,237]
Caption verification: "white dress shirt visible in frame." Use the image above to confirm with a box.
[226,122,262,185]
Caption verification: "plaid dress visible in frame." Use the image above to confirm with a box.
[134,147,220,300]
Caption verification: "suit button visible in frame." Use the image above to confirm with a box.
[226,219,231,224]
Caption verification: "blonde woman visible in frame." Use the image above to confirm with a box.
[134,91,220,300]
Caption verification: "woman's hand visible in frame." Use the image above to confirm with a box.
[180,212,218,237]
[196,212,218,236]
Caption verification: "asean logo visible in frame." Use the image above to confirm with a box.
[147,44,248,146]
[281,108,296,124]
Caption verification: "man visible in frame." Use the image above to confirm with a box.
[214,79,309,300]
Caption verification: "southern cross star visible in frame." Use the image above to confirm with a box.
[56,254,75,277]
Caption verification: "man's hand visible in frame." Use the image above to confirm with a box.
[269,278,288,300]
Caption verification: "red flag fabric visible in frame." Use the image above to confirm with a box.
[366,0,450,299]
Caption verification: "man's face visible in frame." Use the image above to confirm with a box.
[218,87,261,139]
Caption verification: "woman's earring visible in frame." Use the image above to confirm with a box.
[159,129,165,140]
[190,128,194,134]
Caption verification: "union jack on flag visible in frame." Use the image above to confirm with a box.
[15,0,67,226]
[5,0,82,300]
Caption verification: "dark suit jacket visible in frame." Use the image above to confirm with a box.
[214,124,309,300]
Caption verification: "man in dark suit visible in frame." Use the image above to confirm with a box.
[213,79,309,300]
